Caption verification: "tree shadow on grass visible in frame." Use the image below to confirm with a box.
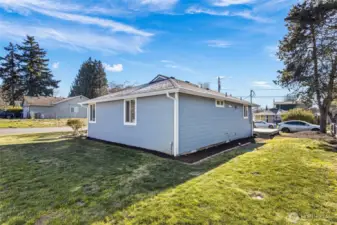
[0,137,260,224]
[317,142,337,152]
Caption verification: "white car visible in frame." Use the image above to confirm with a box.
[278,120,320,133]
[254,121,275,129]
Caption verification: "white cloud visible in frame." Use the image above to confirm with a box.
[52,62,59,69]
[265,45,280,61]
[139,0,179,11]
[207,40,231,48]
[232,10,272,23]
[186,6,271,23]
[0,0,125,16]
[0,0,153,37]
[252,81,272,88]
[160,59,174,63]
[160,60,195,73]
[103,63,123,72]
[212,0,254,7]
[186,6,229,16]
[0,21,148,54]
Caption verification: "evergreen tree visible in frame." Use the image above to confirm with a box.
[0,42,23,105]
[275,0,337,132]
[69,58,108,98]
[18,35,59,96]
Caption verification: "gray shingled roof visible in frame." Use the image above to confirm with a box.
[81,75,256,106]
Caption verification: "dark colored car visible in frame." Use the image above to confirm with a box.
[0,111,15,119]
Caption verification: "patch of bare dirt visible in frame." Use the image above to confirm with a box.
[249,191,265,200]
[283,131,337,144]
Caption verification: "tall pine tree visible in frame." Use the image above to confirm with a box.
[18,35,59,96]
[275,0,336,132]
[0,42,23,105]
[69,58,108,98]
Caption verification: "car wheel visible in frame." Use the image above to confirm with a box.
[311,128,320,132]
[268,125,274,129]
[281,127,290,133]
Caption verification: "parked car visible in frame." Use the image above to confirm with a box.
[0,111,15,119]
[278,120,320,133]
[254,120,275,129]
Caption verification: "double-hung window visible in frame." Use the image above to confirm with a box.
[89,104,96,123]
[243,105,249,119]
[124,99,136,125]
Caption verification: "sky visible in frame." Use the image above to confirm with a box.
[0,0,300,107]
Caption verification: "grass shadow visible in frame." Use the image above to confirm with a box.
[0,136,257,224]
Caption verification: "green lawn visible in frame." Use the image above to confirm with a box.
[0,118,87,128]
[0,133,336,225]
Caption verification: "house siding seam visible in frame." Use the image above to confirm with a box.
[178,93,252,155]
[88,94,175,155]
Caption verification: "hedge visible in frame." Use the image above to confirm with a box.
[281,108,315,124]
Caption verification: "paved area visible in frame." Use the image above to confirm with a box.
[0,127,87,136]
[253,128,279,138]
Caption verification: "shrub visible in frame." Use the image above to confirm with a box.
[281,108,315,124]
[66,119,84,135]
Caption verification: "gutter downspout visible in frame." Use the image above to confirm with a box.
[166,92,179,157]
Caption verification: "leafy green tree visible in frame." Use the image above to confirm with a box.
[275,0,337,132]
[18,35,59,96]
[69,58,108,98]
[0,43,23,105]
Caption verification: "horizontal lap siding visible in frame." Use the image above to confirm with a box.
[179,93,252,154]
[88,95,174,155]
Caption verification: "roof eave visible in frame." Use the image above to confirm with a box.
[80,88,257,106]
[178,88,256,106]
[79,89,180,105]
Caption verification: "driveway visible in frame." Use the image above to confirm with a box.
[0,127,87,136]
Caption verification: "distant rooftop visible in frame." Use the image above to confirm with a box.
[274,101,304,105]
[24,95,85,106]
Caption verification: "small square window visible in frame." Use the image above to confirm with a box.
[215,100,225,108]
[71,106,78,113]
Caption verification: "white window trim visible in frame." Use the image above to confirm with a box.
[124,98,137,126]
[89,103,96,123]
[243,105,249,119]
[215,99,225,108]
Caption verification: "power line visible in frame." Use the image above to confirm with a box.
[236,96,287,98]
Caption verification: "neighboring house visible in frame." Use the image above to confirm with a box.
[254,109,285,123]
[274,100,306,110]
[254,110,277,123]
[80,75,255,157]
[23,95,88,119]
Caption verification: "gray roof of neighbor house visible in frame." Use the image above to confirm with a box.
[81,75,258,106]
[24,95,87,107]
[254,110,277,116]
[274,101,304,105]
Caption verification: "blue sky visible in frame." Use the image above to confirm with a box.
[0,0,299,107]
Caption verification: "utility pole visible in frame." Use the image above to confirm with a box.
[217,76,225,92]
[250,89,255,105]
[250,89,255,135]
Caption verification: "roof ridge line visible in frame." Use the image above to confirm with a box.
[169,78,181,89]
